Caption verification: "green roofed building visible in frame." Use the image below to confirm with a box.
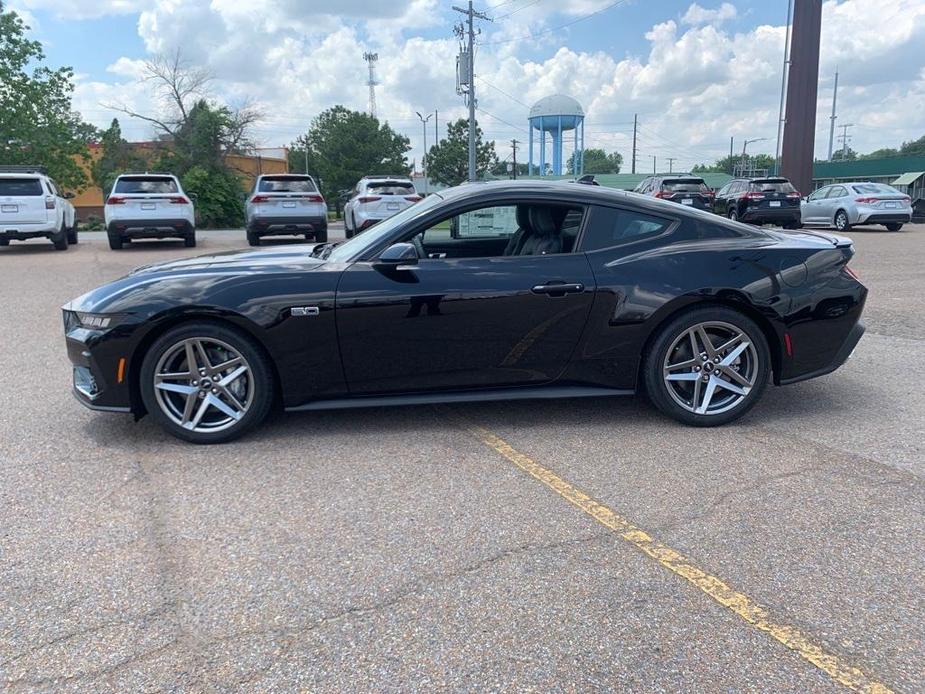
[811,155,925,201]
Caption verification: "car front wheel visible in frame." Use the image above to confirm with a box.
[644,307,770,427]
[139,321,275,443]
[885,223,903,232]
[834,209,851,231]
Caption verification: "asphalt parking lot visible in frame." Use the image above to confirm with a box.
[1,223,923,692]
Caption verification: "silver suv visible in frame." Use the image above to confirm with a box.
[0,166,77,251]
[343,176,420,238]
[245,174,327,246]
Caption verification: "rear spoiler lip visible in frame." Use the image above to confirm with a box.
[792,228,853,247]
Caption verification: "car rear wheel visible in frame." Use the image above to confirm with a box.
[728,209,738,222]
[52,225,68,251]
[184,235,196,248]
[247,232,260,246]
[885,223,903,232]
[140,321,275,444]
[0,239,9,246]
[644,307,770,427]
[834,209,851,232]
[67,224,78,244]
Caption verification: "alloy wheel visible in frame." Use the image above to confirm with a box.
[153,337,254,433]
[662,321,759,416]
[835,211,848,230]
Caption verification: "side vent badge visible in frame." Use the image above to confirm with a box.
[291,307,320,317]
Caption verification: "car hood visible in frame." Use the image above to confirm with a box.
[127,244,326,276]
[65,244,329,315]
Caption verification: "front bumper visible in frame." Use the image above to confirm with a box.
[65,321,134,413]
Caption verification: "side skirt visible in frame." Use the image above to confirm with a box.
[285,385,635,412]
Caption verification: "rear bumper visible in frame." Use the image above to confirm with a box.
[108,219,193,238]
[0,221,58,239]
[741,207,801,224]
[780,320,864,385]
[856,212,912,224]
[249,216,327,236]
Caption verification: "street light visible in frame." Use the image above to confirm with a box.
[415,111,433,195]
[740,137,769,175]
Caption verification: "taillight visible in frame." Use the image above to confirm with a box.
[250,194,270,203]
[855,197,878,204]
[902,196,911,203]
[45,195,56,210]
[787,191,801,198]
[358,196,382,203]
[169,196,190,204]
[306,194,324,203]
[405,195,422,202]
[744,192,765,200]
[654,191,671,199]
[106,196,126,205]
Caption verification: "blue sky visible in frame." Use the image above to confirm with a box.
[10,0,925,168]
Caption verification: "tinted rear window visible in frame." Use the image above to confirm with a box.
[114,177,179,194]
[662,179,709,192]
[368,182,414,195]
[0,178,43,196]
[851,183,900,195]
[750,179,795,193]
[259,176,317,193]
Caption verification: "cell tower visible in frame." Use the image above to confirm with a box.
[363,52,379,119]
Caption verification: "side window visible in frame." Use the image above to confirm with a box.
[717,184,730,196]
[453,206,519,239]
[579,206,673,252]
[808,187,826,201]
[828,186,847,198]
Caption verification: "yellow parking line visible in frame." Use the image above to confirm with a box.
[466,423,893,694]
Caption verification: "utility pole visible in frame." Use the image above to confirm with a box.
[741,137,769,176]
[729,136,734,174]
[652,156,656,174]
[631,114,638,174]
[774,0,794,175]
[827,68,839,160]
[363,52,379,119]
[667,157,676,173]
[511,139,519,179]
[453,2,490,182]
[838,123,854,159]
[304,147,309,175]
[416,111,433,194]
[435,109,439,144]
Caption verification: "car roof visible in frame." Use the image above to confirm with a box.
[0,173,42,178]
[259,173,314,178]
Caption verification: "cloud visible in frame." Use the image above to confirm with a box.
[681,2,737,26]
[67,0,925,171]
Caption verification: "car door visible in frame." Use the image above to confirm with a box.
[334,200,597,395]
[824,185,848,225]
[714,184,730,215]
[802,186,829,223]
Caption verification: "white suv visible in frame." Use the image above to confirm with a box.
[245,174,327,246]
[343,176,421,238]
[0,166,77,251]
[104,173,195,250]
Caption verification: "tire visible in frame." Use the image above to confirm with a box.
[728,209,739,222]
[783,221,802,230]
[833,209,851,232]
[247,232,260,246]
[312,226,328,243]
[52,225,68,251]
[643,306,771,427]
[139,321,276,444]
[67,224,78,245]
[0,239,9,246]
[108,232,123,250]
[885,223,903,232]
[184,234,197,248]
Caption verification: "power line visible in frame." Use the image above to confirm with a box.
[477,0,629,46]
[493,0,541,20]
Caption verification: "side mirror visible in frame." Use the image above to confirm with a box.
[374,242,418,270]
[188,192,199,201]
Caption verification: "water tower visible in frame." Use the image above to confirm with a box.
[528,94,585,176]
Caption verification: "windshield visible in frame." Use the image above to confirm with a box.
[0,178,43,196]
[115,177,179,194]
[750,179,795,193]
[851,183,900,195]
[259,176,316,193]
[327,193,444,263]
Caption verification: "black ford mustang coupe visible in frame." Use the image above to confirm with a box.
[63,181,866,443]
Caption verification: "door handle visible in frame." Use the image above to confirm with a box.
[531,281,584,296]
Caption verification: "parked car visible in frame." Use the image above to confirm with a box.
[104,173,195,250]
[713,177,802,228]
[343,175,421,238]
[63,180,866,443]
[801,181,912,232]
[0,166,77,250]
[633,175,714,210]
[245,174,327,246]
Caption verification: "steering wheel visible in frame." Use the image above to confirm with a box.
[411,232,426,259]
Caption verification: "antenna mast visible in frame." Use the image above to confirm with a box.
[363,52,379,119]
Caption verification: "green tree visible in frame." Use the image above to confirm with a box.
[489,160,528,177]
[861,147,899,159]
[290,106,410,200]
[693,153,775,174]
[831,146,857,161]
[91,119,147,196]
[567,148,622,175]
[0,3,95,188]
[426,118,496,187]
[899,134,925,157]
[181,165,244,228]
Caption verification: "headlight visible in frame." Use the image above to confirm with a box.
[63,310,125,331]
